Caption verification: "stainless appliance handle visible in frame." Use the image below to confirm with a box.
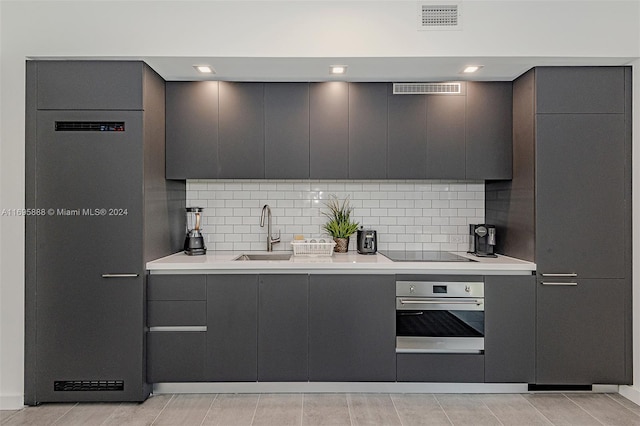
[541,273,578,277]
[398,298,483,305]
[101,273,139,278]
[541,282,578,286]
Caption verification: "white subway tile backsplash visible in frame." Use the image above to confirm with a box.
[187,179,485,252]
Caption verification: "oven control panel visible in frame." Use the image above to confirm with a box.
[396,281,484,297]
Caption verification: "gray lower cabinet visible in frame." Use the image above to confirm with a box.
[536,279,628,384]
[348,83,388,179]
[484,275,535,383]
[147,275,207,382]
[206,274,258,381]
[165,81,218,179]
[218,82,265,178]
[426,94,466,179]
[308,275,396,382]
[258,275,309,381]
[397,354,484,383]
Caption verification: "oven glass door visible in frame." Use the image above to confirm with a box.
[396,297,484,354]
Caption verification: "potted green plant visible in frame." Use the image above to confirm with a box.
[321,195,359,253]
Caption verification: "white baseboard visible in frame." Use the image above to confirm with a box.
[0,394,24,410]
[619,385,640,405]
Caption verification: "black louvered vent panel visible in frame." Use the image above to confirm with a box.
[55,122,125,132]
[54,380,124,392]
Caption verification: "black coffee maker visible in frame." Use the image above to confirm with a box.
[357,227,377,254]
[184,207,207,256]
[468,224,497,257]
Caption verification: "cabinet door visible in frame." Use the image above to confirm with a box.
[465,82,513,179]
[308,275,396,381]
[536,67,625,114]
[147,332,206,382]
[265,83,310,178]
[426,95,466,179]
[484,275,535,383]
[165,82,218,179]
[206,275,258,381]
[258,275,309,381]
[536,279,629,384]
[36,61,143,110]
[218,82,264,178]
[536,114,626,278]
[348,83,388,178]
[309,82,349,178]
[34,110,144,402]
[387,94,427,179]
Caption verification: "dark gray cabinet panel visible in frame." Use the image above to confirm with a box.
[536,279,628,384]
[265,83,310,178]
[536,114,626,278]
[484,275,535,383]
[348,83,388,179]
[36,61,143,110]
[206,275,258,381]
[465,82,513,179]
[148,274,206,300]
[147,332,206,382]
[148,301,206,327]
[218,82,264,178]
[308,275,396,382]
[165,82,218,179]
[426,95,466,179]
[309,82,349,178]
[387,94,427,179]
[258,275,309,381]
[397,354,484,382]
[536,67,625,114]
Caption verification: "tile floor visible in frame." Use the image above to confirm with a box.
[2,392,640,426]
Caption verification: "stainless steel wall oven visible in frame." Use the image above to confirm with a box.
[396,279,484,354]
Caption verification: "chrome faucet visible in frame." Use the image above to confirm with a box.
[260,204,280,252]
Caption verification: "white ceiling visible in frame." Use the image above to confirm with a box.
[43,55,637,82]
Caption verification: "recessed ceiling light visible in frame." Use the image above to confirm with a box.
[462,65,483,73]
[330,65,347,75]
[194,65,215,74]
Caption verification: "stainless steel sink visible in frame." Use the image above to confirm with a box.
[234,253,292,261]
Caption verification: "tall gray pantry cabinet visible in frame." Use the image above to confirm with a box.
[486,66,632,386]
[24,61,185,404]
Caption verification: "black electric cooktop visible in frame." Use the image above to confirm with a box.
[379,250,476,262]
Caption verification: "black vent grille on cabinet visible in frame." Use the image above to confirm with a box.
[55,122,125,132]
[54,380,124,392]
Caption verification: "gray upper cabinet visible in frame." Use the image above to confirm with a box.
[218,82,265,178]
[309,82,349,179]
[465,82,513,180]
[36,61,144,110]
[426,94,466,179]
[536,114,626,278]
[264,83,310,178]
[536,67,625,114]
[387,94,427,179]
[348,83,388,179]
[165,82,218,179]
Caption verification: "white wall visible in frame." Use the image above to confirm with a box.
[1,0,639,409]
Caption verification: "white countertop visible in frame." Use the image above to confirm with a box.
[147,251,536,275]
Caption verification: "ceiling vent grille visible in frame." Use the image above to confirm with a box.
[418,2,462,30]
[393,82,461,95]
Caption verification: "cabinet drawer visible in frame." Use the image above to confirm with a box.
[397,354,484,383]
[148,275,206,300]
[147,331,206,382]
[148,301,206,327]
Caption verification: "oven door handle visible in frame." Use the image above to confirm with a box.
[398,298,483,305]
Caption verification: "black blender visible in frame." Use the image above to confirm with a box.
[184,207,207,255]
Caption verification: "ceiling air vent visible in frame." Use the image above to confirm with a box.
[418,2,462,30]
[393,82,461,95]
